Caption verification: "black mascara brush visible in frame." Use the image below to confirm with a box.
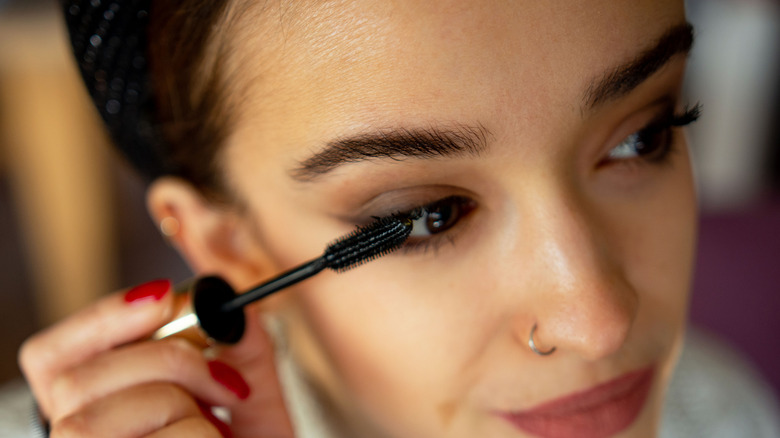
[153,215,413,346]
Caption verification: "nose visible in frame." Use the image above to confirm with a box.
[509,189,638,361]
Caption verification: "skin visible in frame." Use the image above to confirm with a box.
[20,1,697,437]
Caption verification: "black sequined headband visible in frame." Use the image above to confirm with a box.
[61,0,170,180]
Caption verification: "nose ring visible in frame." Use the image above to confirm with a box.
[528,323,556,356]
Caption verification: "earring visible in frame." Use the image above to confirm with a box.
[528,323,556,356]
[159,216,180,237]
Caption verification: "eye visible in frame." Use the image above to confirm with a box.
[605,103,701,164]
[408,196,475,238]
[607,129,672,162]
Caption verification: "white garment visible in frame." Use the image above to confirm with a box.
[659,330,780,438]
[1,329,778,437]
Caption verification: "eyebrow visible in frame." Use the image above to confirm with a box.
[583,22,694,108]
[291,22,694,182]
[290,123,490,181]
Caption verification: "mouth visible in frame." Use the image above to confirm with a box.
[498,367,655,438]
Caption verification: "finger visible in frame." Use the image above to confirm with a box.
[20,279,174,415]
[144,416,229,438]
[50,382,202,438]
[213,310,296,438]
[48,338,249,423]
[195,402,234,438]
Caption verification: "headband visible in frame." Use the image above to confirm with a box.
[61,0,169,180]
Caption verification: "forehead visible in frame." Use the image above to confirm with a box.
[227,0,684,164]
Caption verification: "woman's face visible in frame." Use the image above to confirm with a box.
[217,1,697,437]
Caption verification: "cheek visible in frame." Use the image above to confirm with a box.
[615,147,698,345]
[282,250,502,435]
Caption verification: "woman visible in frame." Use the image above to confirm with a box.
[8,0,779,437]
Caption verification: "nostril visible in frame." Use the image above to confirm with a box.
[570,295,637,361]
[581,320,633,360]
[533,283,639,361]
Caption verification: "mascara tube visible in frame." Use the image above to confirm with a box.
[152,259,324,347]
[152,276,245,348]
[151,215,412,346]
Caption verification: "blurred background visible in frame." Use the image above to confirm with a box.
[0,0,778,405]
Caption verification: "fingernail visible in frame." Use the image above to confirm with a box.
[208,360,250,400]
[123,279,171,304]
[198,403,233,438]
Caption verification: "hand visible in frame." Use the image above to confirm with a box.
[19,279,296,437]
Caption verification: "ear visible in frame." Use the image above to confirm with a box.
[146,177,272,291]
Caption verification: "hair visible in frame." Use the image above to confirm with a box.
[147,1,247,201]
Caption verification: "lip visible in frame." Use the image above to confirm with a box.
[499,367,655,438]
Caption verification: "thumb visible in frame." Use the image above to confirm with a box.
[214,309,297,438]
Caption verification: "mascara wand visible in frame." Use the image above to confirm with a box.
[153,216,412,345]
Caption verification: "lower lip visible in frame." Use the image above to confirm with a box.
[499,367,655,438]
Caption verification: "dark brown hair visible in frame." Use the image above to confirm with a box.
[147,1,235,200]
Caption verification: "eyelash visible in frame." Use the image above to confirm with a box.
[379,195,476,255]
[603,102,702,166]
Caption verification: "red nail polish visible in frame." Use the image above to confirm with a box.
[208,360,250,400]
[198,403,233,438]
[123,279,171,304]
